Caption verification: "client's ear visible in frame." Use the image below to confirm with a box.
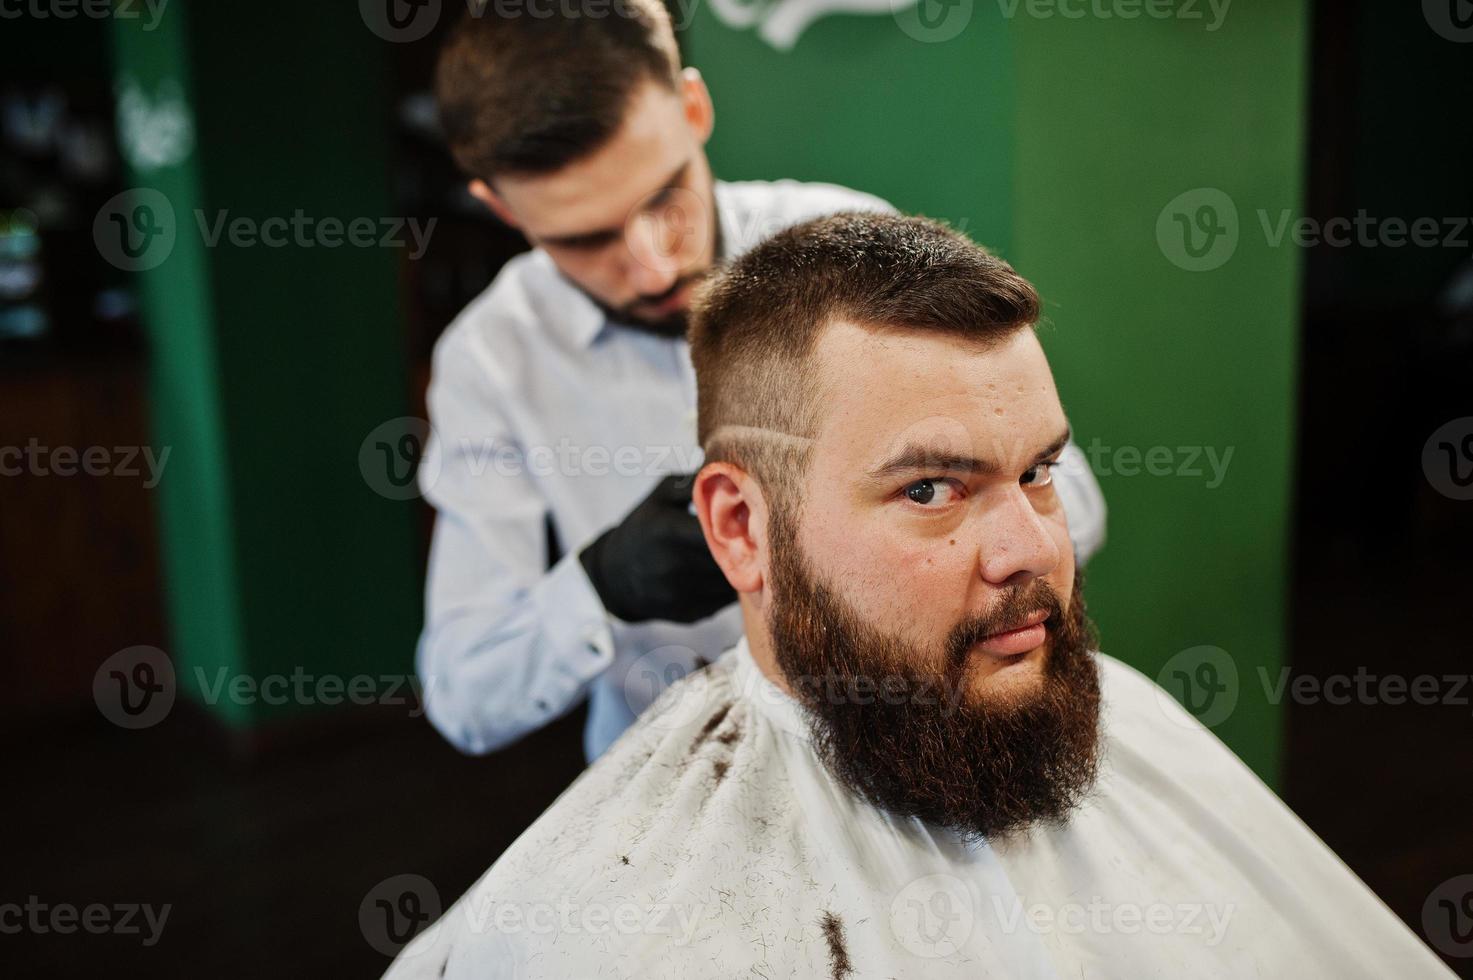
[693,461,766,594]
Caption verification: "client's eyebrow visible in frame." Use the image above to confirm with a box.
[867,427,1071,480]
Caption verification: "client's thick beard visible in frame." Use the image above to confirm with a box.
[766,509,1103,843]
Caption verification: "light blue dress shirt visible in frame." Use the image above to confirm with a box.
[416,179,1107,761]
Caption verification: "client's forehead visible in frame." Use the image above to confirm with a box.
[809,319,1066,471]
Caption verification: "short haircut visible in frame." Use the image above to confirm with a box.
[435,0,681,180]
[688,212,1042,510]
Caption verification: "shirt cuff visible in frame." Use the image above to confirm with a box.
[532,549,617,715]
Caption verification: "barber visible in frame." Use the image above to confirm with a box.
[416,2,1107,761]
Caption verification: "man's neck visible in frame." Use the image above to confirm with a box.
[739,601,795,697]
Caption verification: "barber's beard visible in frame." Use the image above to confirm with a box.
[766,509,1103,843]
[598,192,725,339]
[601,271,704,338]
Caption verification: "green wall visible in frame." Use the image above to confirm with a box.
[112,3,422,731]
[690,1,1306,784]
[1013,8,1305,784]
[685,3,1017,251]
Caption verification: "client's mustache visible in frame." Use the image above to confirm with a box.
[945,580,1065,667]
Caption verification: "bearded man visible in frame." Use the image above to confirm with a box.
[382,213,1451,978]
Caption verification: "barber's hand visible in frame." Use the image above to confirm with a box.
[578,473,736,624]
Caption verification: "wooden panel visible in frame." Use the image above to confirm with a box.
[0,354,166,718]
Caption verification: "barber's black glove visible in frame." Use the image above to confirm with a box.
[578,473,736,624]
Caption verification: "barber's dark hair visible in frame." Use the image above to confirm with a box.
[435,0,681,180]
[688,211,1041,507]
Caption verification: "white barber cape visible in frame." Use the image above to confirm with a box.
[385,638,1451,979]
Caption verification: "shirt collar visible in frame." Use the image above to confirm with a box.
[530,251,609,350]
[535,180,742,351]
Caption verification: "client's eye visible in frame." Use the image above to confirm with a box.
[903,478,961,507]
[1021,461,1059,488]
